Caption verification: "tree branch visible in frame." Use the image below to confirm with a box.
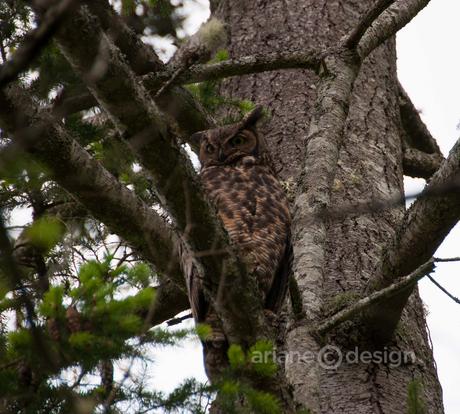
[434,256,460,263]
[287,35,362,414]
[427,274,460,305]
[343,0,396,49]
[403,147,444,179]
[399,80,443,155]
[53,7,218,254]
[168,17,227,68]
[358,0,432,59]
[83,0,163,75]
[363,137,460,341]
[377,138,460,286]
[316,259,435,336]
[288,0,436,347]
[0,86,185,291]
[0,0,79,89]
[293,53,361,321]
[82,0,215,144]
[292,0,434,320]
[142,280,190,327]
[145,50,322,87]
[287,1,436,406]
[36,3,268,347]
[49,49,321,123]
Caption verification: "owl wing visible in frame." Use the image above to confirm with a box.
[264,232,293,313]
[186,264,208,323]
[185,252,225,343]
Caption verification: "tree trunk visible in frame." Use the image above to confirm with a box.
[214,0,444,412]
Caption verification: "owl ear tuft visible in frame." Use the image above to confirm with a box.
[242,105,264,130]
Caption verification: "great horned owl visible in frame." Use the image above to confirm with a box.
[189,106,292,380]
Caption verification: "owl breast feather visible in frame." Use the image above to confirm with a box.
[200,164,291,295]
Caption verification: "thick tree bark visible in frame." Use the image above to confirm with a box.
[214,0,443,412]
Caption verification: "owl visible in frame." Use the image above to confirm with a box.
[188,106,292,380]
[188,107,292,381]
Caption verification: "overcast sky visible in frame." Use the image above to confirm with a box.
[150,1,460,412]
[397,1,460,412]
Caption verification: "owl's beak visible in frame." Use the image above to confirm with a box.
[218,149,226,162]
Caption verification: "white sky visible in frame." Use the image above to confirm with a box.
[397,1,460,412]
[6,0,460,412]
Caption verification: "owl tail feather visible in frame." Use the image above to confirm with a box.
[202,310,228,383]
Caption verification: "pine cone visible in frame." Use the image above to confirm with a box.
[47,318,60,341]
[66,306,81,333]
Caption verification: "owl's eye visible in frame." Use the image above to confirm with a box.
[206,143,215,153]
[229,134,245,147]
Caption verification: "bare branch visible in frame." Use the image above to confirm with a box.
[434,257,460,263]
[144,50,322,90]
[166,312,193,326]
[288,0,430,327]
[287,41,362,414]
[49,49,321,120]
[51,90,97,117]
[82,0,215,142]
[398,81,442,155]
[343,0,396,49]
[316,260,435,336]
[53,7,219,255]
[321,177,460,221]
[379,138,460,286]
[403,147,444,179]
[37,4,269,347]
[358,0,431,59]
[0,85,185,290]
[293,51,360,320]
[141,281,190,327]
[82,0,163,75]
[427,275,460,305]
[363,137,460,341]
[0,0,79,88]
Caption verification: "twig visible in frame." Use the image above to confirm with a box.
[166,313,193,326]
[434,257,460,263]
[344,0,396,49]
[154,46,209,99]
[427,275,460,305]
[316,259,435,336]
[0,39,7,63]
[0,0,80,88]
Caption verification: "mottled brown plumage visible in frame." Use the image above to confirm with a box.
[189,106,292,381]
